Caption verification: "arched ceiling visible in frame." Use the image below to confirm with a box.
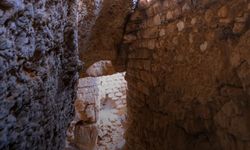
[78,0,133,77]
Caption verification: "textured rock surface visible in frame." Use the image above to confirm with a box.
[124,0,250,149]
[78,0,132,77]
[0,0,80,149]
[66,72,127,150]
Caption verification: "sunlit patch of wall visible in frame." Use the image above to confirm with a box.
[66,72,127,150]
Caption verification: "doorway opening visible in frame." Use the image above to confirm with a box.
[66,61,127,150]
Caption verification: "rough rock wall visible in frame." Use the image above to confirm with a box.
[78,0,132,77]
[0,0,80,149]
[124,0,250,149]
[66,72,127,150]
[78,0,102,57]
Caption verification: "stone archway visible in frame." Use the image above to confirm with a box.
[66,72,127,150]
[77,0,132,77]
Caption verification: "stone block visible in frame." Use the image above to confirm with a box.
[123,34,137,43]
[153,14,161,26]
[138,0,151,9]
[75,100,97,122]
[176,21,185,31]
[130,11,144,21]
[142,26,159,39]
[115,92,123,97]
[147,39,155,49]
[218,6,229,18]
[74,124,98,150]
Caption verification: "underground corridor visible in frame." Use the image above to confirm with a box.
[0,0,250,150]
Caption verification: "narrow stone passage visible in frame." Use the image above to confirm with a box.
[66,72,127,150]
[1,0,250,150]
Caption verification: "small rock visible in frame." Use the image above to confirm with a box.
[0,108,8,119]
[235,13,248,23]
[9,22,16,31]
[148,39,155,49]
[182,3,190,12]
[159,29,165,36]
[15,32,29,47]
[218,6,228,18]
[0,38,12,50]
[123,34,136,43]
[16,16,29,28]
[0,10,4,17]
[177,21,185,31]
[166,11,173,20]
[23,4,34,18]
[0,49,15,58]
[0,27,6,35]
[219,18,232,24]
[191,18,197,25]
[172,37,178,45]
[233,23,245,33]
[205,10,214,23]
[189,34,193,43]
[6,115,16,123]
[138,0,150,9]
[153,14,161,25]
[200,41,208,52]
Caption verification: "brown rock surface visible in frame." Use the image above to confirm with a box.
[78,0,132,77]
[124,0,250,149]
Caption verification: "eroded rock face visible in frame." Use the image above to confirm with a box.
[0,0,80,149]
[124,0,250,149]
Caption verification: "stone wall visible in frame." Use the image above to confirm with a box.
[78,0,103,58]
[66,72,127,150]
[124,0,250,149]
[0,0,80,149]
